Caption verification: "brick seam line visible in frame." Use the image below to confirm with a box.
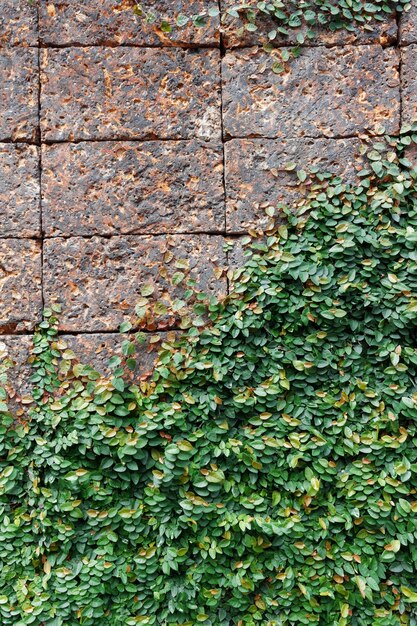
[195,0,234,296]
[39,131,373,144]
[218,0,227,231]
[0,130,392,148]
[397,11,404,127]
[40,136,219,145]
[44,231,240,240]
[0,329,183,337]
[35,41,397,51]
[35,1,45,320]
[38,41,220,50]
[0,231,265,240]
[0,232,231,241]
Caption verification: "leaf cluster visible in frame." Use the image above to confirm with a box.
[134,0,411,46]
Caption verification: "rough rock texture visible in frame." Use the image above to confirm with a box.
[225,137,362,231]
[0,144,40,237]
[0,333,172,400]
[0,48,39,142]
[43,235,227,331]
[227,237,250,281]
[39,0,219,46]
[222,46,400,139]
[401,45,417,126]
[40,47,221,141]
[0,335,33,403]
[42,141,225,236]
[0,239,42,333]
[0,0,38,47]
[62,332,176,376]
[405,143,417,168]
[399,4,417,45]
[221,0,397,48]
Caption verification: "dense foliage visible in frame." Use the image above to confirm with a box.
[1,128,417,624]
[135,0,411,46]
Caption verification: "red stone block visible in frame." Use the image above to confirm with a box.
[225,137,362,231]
[0,0,38,47]
[220,0,397,48]
[0,239,42,333]
[39,0,219,46]
[222,46,400,140]
[0,332,176,402]
[0,144,40,237]
[43,235,227,332]
[42,141,225,236]
[0,48,39,142]
[40,47,221,141]
[61,332,177,377]
[401,45,417,126]
[0,335,33,404]
[400,4,417,45]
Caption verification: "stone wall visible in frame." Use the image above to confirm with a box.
[0,0,416,375]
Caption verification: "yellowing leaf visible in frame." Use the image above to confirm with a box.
[384,539,401,552]
[402,586,417,602]
[310,477,320,491]
[177,440,194,452]
[354,576,366,598]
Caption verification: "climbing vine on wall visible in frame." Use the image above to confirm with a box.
[134,0,411,70]
[1,127,417,624]
[134,0,411,45]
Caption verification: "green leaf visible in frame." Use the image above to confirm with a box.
[119,321,133,333]
[176,13,189,27]
[141,284,155,297]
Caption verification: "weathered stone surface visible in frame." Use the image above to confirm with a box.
[405,143,417,167]
[43,235,227,332]
[0,239,42,333]
[0,0,38,46]
[0,335,33,403]
[0,48,39,142]
[40,0,219,46]
[42,141,225,236]
[221,0,397,48]
[399,4,417,45]
[227,237,250,275]
[40,47,221,141]
[225,137,362,231]
[401,45,417,126]
[0,332,173,401]
[222,46,400,139]
[62,332,177,377]
[0,144,40,237]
